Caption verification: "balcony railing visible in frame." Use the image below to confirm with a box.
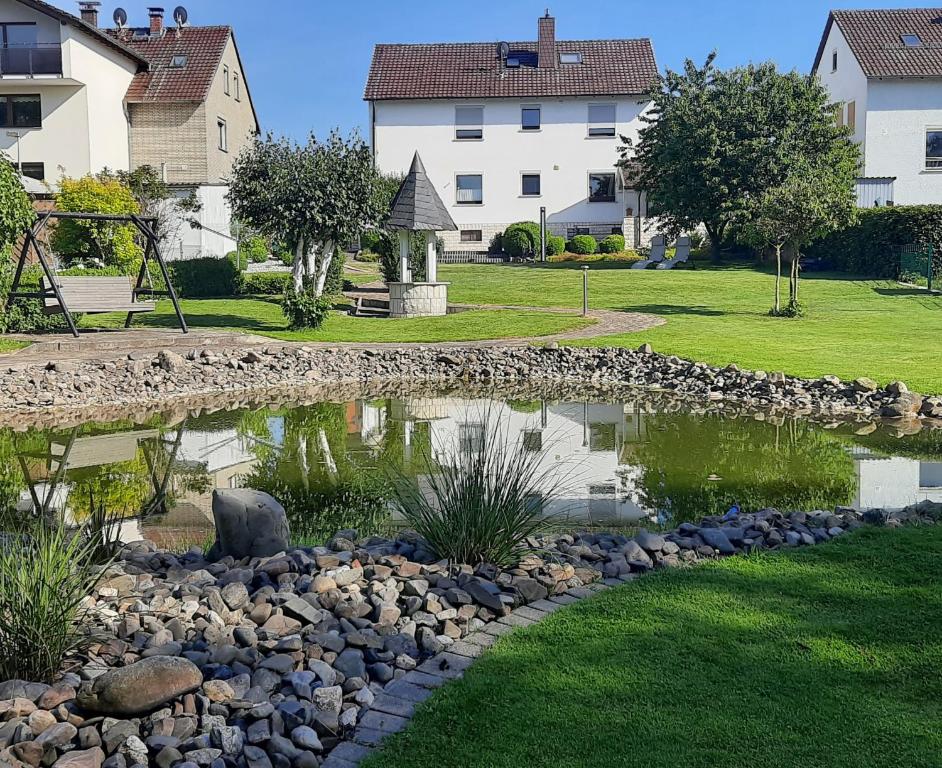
[0,44,62,77]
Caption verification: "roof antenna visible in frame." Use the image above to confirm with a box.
[545,8,550,17]
[172,5,188,37]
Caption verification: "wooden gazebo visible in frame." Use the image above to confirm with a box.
[385,152,456,317]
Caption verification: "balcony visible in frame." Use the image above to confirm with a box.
[0,44,62,77]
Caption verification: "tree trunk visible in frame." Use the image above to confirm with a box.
[292,237,305,293]
[773,244,782,314]
[313,241,335,297]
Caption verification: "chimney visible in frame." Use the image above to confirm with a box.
[148,7,165,35]
[78,1,100,27]
[538,11,557,69]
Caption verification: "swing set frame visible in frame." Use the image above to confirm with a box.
[5,211,188,338]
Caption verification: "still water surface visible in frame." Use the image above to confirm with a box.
[4,396,941,547]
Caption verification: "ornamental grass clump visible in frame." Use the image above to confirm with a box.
[386,417,570,567]
[0,525,107,682]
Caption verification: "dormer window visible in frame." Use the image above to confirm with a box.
[902,34,922,47]
[169,55,188,68]
[560,52,582,64]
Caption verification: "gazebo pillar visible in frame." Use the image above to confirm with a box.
[425,231,437,283]
[398,231,412,283]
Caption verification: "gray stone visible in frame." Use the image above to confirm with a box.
[208,489,290,560]
[78,657,203,716]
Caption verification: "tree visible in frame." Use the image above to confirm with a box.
[116,165,201,252]
[621,54,859,255]
[0,161,33,250]
[744,158,857,315]
[228,131,383,299]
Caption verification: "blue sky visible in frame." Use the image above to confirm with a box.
[60,1,912,140]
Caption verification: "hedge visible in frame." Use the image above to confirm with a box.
[502,222,541,258]
[599,234,626,254]
[807,205,942,277]
[546,235,566,256]
[170,257,240,298]
[567,235,598,255]
[240,272,291,295]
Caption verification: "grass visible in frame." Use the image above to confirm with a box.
[81,298,592,344]
[0,338,27,353]
[440,262,942,393]
[364,525,942,768]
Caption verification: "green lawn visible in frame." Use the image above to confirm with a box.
[441,263,942,393]
[364,525,942,768]
[81,298,591,344]
[0,339,26,354]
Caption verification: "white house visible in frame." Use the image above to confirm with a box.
[813,8,942,207]
[365,13,659,251]
[0,0,259,261]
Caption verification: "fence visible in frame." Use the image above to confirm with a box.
[439,251,509,265]
[896,243,938,291]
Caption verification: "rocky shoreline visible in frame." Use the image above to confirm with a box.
[1,345,940,431]
[0,502,936,768]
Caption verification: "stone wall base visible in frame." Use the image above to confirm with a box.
[388,282,449,318]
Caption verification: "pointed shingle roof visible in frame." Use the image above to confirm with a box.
[386,153,457,232]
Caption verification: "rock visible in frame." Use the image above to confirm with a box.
[36,722,77,748]
[513,578,547,602]
[78,657,203,716]
[290,726,322,752]
[208,489,290,560]
[463,579,503,612]
[52,748,104,768]
[311,686,342,715]
[698,528,736,555]
[852,377,878,393]
[202,680,235,703]
[635,530,666,552]
[38,683,76,710]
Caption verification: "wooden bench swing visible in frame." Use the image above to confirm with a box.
[5,211,188,338]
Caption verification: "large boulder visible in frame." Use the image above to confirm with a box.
[77,657,202,716]
[209,489,290,560]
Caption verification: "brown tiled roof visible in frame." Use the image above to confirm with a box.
[365,39,658,100]
[813,8,942,78]
[110,26,231,103]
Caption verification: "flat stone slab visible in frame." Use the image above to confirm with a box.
[464,632,498,648]
[352,727,389,747]
[327,742,374,763]
[416,652,475,680]
[399,670,447,689]
[513,605,549,622]
[359,710,410,734]
[528,599,565,613]
[549,594,580,605]
[446,641,485,659]
[370,693,416,719]
[383,680,434,704]
[496,613,537,628]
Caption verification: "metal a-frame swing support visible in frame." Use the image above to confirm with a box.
[5,211,188,338]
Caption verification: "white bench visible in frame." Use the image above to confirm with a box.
[42,277,156,315]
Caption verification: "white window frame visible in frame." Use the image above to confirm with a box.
[832,49,838,72]
[455,105,484,140]
[460,229,483,243]
[926,127,942,171]
[217,117,228,152]
[223,64,230,95]
[234,73,241,102]
[587,103,616,138]
[521,104,541,131]
[455,173,483,205]
[520,171,541,198]
[588,171,616,203]
[560,52,582,65]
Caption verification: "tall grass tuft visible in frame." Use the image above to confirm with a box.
[0,525,106,682]
[386,416,569,567]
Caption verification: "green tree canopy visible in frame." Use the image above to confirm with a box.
[0,161,33,250]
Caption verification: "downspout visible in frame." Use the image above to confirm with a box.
[369,100,376,166]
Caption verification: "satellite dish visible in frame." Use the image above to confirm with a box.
[497,41,510,60]
[173,5,188,26]
[113,7,128,28]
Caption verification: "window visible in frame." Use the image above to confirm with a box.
[588,103,616,137]
[521,172,541,197]
[456,174,483,205]
[455,106,483,140]
[223,64,230,95]
[459,423,485,454]
[902,34,922,47]
[217,118,228,152]
[560,52,582,64]
[460,229,482,243]
[18,162,43,181]
[521,106,541,131]
[926,129,942,170]
[846,100,856,132]
[522,430,543,453]
[832,50,838,71]
[588,172,616,203]
[169,54,187,68]
[234,73,241,101]
[0,94,41,128]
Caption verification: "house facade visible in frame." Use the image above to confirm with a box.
[365,14,658,252]
[0,0,259,260]
[813,8,942,207]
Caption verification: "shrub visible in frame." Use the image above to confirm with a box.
[546,235,566,256]
[502,221,541,258]
[386,416,566,567]
[548,251,641,264]
[567,235,598,255]
[170,257,240,297]
[359,230,383,254]
[0,161,33,250]
[807,205,942,277]
[378,233,435,283]
[239,271,291,295]
[599,234,626,254]
[52,174,142,271]
[324,249,345,295]
[282,284,332,329]
[228,250,247,272]
[356,251,380,263]
[489,231,503,254]
[242,235,269,264]
[0,525,107,682]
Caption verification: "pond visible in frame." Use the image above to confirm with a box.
[3,393,941,547]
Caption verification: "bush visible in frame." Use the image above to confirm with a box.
[0,525,107,682]
[489,231,503,254]
[378,232,433,283]
[170,257,240,297]
[386,416,566,567]
[239,271,291,295]
[567,235,598,255]
[599,234,626,254]
[548,251,641,264]
[0,162,33,250]
[324,250,345,296]
[502,221,541,258]
[807,205,942,277]
[227,250,247,273]
[546,235,566,256]
[281,284,332,329]
[242,235,269,264]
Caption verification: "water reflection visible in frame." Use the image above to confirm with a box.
[2,396,941,546]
